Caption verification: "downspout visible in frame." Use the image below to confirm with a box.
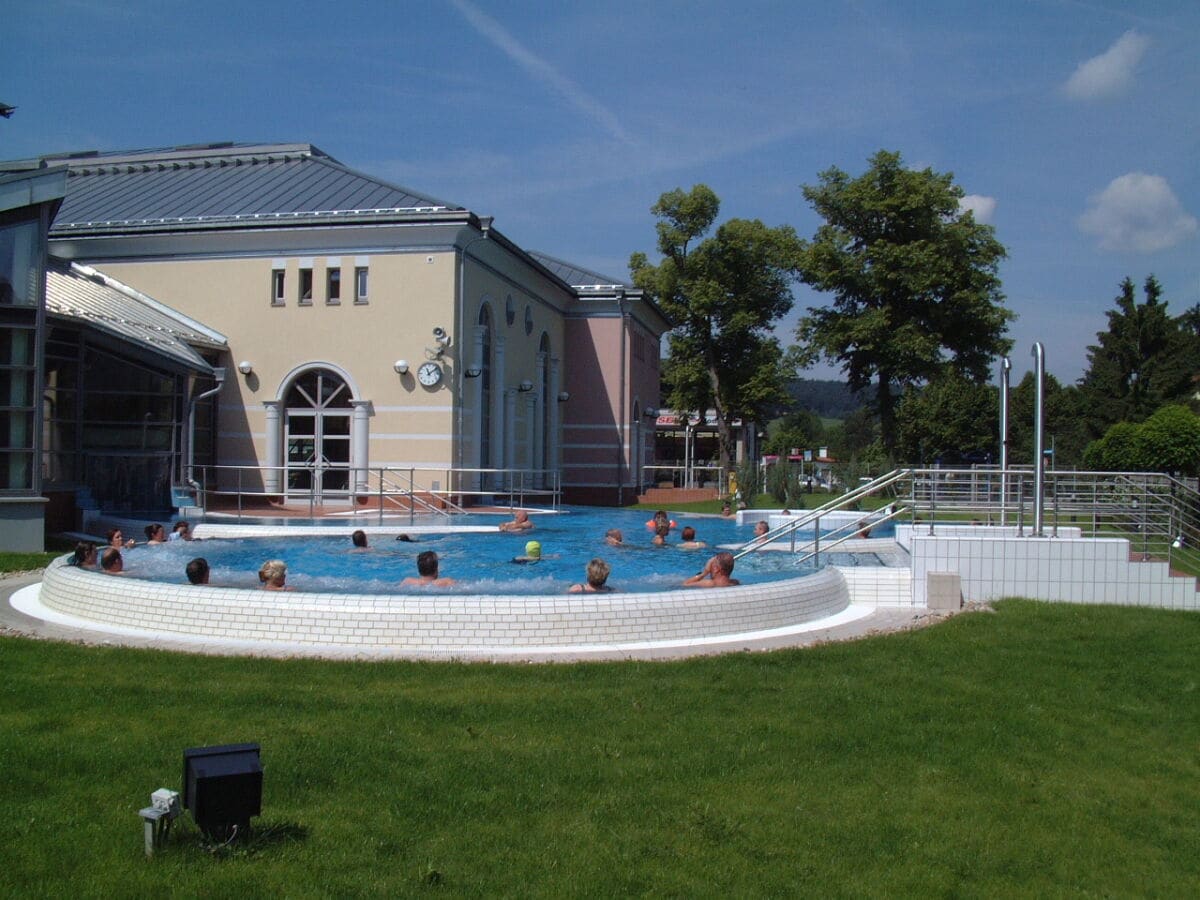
[186,366,226,495]
[1031,342,1045,537]
[454,217,492,484]
[616,290,627,505]
[999,356,1011,526]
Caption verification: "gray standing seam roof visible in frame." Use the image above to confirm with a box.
[45,143,463,233]
[527,251,630,290]
[45,258,227,373]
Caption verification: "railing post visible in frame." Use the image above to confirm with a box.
[409,468,415,526]
[237,467,243,522]
[813,514,820,568]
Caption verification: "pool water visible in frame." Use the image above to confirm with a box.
[120,507,890,595]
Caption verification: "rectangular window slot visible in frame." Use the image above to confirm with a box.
[299,268,313,305]
[327,268,341,304]
[355,267,369,304]
[271,269,285,306]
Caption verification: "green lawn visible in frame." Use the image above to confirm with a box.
[1,601,1197,896]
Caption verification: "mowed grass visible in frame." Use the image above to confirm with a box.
[1,601,1198,896]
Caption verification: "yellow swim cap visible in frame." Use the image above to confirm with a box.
[525,540,541,558]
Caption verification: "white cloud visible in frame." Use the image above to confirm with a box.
[959,195,997,224]
[1077,173,1198,253]
[1063,30,1150,100]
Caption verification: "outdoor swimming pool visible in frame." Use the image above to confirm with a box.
[119,506,894,595]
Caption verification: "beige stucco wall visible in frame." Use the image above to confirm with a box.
[97,240,573,499]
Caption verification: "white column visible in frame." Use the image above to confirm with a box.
[504,388,517,478]
[548,357,561,475]
[264,400,282,493]
[533,351,547,479]
[524,394,537,472]
[470,324,487,490]
[350,399,371,493]
[492,335,506,472]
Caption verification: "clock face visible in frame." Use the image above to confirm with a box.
[417,362,442,386]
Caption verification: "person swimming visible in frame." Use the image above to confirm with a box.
[513,540,542,564]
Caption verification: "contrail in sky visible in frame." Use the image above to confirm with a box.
[448,0,635,145]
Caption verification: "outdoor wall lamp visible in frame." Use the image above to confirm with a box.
[518,380,534,392]
[557,391,570,402]
[465,365,482,378]
[394,359,409,375]
[237,361,253,376]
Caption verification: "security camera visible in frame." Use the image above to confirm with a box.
[432,327,448,342]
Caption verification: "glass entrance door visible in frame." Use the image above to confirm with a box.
[283,368,353,502]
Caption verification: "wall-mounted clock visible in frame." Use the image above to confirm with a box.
[417,361,443,387]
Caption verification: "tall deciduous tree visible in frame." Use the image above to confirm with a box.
[630,185,802,468]
[893,373,998,464]
[1078,276,1199,436]
[793,150,1012,454]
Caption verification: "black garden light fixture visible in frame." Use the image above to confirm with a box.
[182,743,263,842]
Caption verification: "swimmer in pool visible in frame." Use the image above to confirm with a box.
[751,520,770,543]
[677,525,706,550]
[186,557,210,585]
[605,528,624,547]
[499,510,534,532]
[682,552,740,588]
[402,550,455,586]
[100,548,125,574]
[260,559,293,591]
[351,529,369,550]
[568,558,614,593]
[513,540,542,564]
[651,522,671,547]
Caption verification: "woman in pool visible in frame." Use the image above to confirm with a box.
[569,558,613,593]
[260,559,292,591]
[144,523,167,545]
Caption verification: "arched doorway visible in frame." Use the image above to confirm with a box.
[283,367,353,500]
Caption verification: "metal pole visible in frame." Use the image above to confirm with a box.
[1032,342,1046,536]
[999,356,1010,526]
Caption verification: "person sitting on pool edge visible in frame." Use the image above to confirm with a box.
[682,551,740,588]
[569,558,613,593]
[499,510,534,532]
[677,525,706,550]
[186,557,210,585]
[513,540,542,564]
[260,559,292,591]
[402,550,455,586]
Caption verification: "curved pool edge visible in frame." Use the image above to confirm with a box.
[36,555,853,655]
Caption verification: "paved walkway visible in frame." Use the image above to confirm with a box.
[0,571,944,663]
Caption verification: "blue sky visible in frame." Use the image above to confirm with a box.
[4,0,1197,384]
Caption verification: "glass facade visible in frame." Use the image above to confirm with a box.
[42,326,211,512]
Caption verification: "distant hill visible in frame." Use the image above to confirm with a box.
[784,378,867,419]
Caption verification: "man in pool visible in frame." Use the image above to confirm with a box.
[402,550,455,586]
[682,552,740,588]
[569,558,613,593]
[677,526,706,550]
[186,557,210,585]
[499,510,534,532]
[100,548,125,575]
[605,528,624,547]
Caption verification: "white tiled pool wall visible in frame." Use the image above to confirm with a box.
[902,527,1199,609]
[40,560,851,650]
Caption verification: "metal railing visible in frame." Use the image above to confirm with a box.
[187,464,563,522]
[734,467,1200,576]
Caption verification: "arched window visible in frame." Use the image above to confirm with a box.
[283,367,352,498]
